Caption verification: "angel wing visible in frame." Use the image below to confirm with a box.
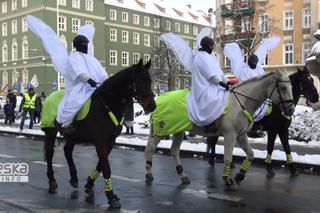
[26,15,69,76]
[160,32,193,72]
[196,27,212,49]
[223,42,244,78]
[77,24,95,55]
[254,36,280,66]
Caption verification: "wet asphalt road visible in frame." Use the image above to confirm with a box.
[0,135,320,213]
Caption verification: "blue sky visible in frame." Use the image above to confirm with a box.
[178,0,215,14]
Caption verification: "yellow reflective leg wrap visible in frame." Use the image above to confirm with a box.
[287,154,293,164]
[222,163,231,177]
[104,178,113,192]
[265,154,272,164]
[240,159,252,172]
[89,168,100,180]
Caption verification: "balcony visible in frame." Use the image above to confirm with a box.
[221,32,255,47]
[221,1,256,18]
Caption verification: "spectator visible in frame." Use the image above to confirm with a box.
[4,99,14,125]
[6,89,17,123]
[124,98,134,134]
[34,95,42,124]
[19,87,37,131]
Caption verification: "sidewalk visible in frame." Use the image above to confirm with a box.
[0,120,319,174]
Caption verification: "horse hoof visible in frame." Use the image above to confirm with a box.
[108,196,121,209]
[266,171,275,178]
[48,181,58,194]
[288,164,299,177]
[234,172,245,185]
[181,176,191,184]
[85,187,95,196]
[145,174,154,183]
[69,179,79,188]
[223,177,237,190]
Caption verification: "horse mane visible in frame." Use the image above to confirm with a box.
[234,72,275,88]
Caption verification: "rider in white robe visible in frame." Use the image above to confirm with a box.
[307,29,320,61]
[56,35,108,128]
[224,36,280,121]
[187,37,230,126]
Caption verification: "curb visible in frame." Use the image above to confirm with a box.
[1,130,319,175]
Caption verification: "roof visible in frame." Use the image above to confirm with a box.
[105,0,213,26]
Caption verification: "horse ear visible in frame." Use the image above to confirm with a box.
[137,59,143,67]
[145,59,152,70]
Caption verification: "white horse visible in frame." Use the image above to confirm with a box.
[144,70,295,189]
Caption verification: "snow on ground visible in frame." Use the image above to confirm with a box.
[0,103,320,166]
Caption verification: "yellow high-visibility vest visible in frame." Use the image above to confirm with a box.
[23,93,37,109]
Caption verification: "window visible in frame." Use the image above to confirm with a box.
[184,78,190,89]
[110,50,117,65]
[22,0,28,8]
[22,69,28,87]
[110,10,117,20]
[22,17,28,32]
[60,35,67,49]
[175,77,181,89]
[144,34,150,46]
[133,52,140,64]
[122,52,129,66]
[303,8,311,28]
[302,42,311,63]
[122,12,128,23]
[11,0,17,11]
[122,31,128,43]
[184,24,189,34]
[22,38,28,59]
[2,23,7,36]
[144,16,150,27]
[85,0,93,11]
[2,2,7,13]
[224,18,234,34]
[154,18,160,28]
[133,14,139,25]
[133,32,140,45]
[2,43,8,62]
[2,71,8,85]
[224,56,231,67]
[58,16,66,31]
[193,26,198,35]
[260,14,268,33]
[154,35,160,47]
[12,20,17,34]
[72,0,80,9]
[110,29,117,41]
[283,11,294,30]
[154,54,159,69]
[72,18,80,33]
[263,52,268,65]
[144,54,150,63]
[166,21,171,30]
[12,40,18,61]
[59,75,65,88]
[85,20,93,25]
[284,43,294,64]
[175,23,180,32]
[58,0,66,6]
[242,16,251,32]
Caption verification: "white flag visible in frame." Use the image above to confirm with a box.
[30,74,39,88]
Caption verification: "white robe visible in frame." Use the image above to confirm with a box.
[224,37,280,121]
[186,51,228,126]
[56,51,108,124]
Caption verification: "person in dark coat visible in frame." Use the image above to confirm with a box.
[33,95,42,124]
[4,99,13,124]
[124,98,134,134]
[6,89,17,123]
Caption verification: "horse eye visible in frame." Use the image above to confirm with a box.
[281,86,287,91]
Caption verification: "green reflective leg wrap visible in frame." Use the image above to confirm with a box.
[222,163,232,177]
[89,168,100,180]
[265,154,272,164]
[287,154,293,164]
[104,178,113,192]
[240,159,252,173]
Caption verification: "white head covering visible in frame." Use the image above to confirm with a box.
[313,29,320,37]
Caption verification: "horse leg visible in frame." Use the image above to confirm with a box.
[278,129,299,176]
[234,135,254,185]
[84,161,102,196]
[144,128,161,183]
[171,133,190,184]
[265,130,277,178]
[44,128,58,193]
[95,142,121,209]
[207,136,219,167]
[63,141,78,188]
[222,133,236,189]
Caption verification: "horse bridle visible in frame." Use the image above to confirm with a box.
[268,79,294,111]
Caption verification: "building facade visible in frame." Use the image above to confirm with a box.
[0,0,211,95]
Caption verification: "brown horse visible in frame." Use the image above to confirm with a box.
[42,59,156,209]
